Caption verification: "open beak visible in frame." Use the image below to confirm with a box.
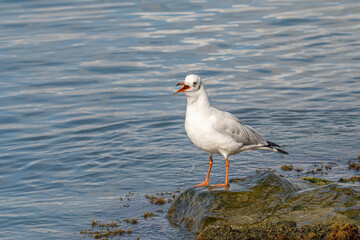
[173,82,191,95]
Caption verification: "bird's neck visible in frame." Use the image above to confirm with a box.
[185,86,211,112]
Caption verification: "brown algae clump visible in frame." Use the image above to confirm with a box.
[146,190,182,204]
[123,218,138,224]
[81,219,131,239]
[155,197,166,205]
[301,177,333,185]
[349,162,360,171]
[90,218,119,228]
[145,194,157,204]
[143,211,155,219]
[328,224,360,240]
[130,218,138,224]
[325,164,332,170]
[80,228,127,239]
[145,194,166,205]
[80,190,182,239]
[281,164,294,171]
[339,176,360,183]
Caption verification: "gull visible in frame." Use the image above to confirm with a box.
[174,74,288,188]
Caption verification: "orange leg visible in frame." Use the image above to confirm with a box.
[193,155,213,187]
[210,157,229,188]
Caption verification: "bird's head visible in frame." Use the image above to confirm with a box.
[173,74,202,95]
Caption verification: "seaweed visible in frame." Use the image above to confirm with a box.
[80,219,131,239]
[301,177,333,185]
[143,211,155,219]
[349,162,360,171]
[281,164,294,171]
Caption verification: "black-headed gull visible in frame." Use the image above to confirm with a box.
[174,74,288,188]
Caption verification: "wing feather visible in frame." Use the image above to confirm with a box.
[211,109,267,147]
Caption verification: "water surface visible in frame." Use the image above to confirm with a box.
[0,0,359,239]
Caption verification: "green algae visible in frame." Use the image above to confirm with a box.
[339,176,360,183]
[301,177,333,185]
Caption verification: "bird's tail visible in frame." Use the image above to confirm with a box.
[266,141,289,155]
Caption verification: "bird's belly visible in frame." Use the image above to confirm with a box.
[187,132,220,154]
[185,120,239,155]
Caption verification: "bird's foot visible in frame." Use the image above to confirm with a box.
[209,183,229,188]
[193,181,209,187]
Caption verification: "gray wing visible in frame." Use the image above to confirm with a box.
[211,110,268,147]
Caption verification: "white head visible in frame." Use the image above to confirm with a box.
[173,74,202,95]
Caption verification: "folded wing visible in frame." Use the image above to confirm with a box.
[211,110,268,147]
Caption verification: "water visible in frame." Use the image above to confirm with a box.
[0,0,359,239]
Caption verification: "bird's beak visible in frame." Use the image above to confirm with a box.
[173,82,191,95]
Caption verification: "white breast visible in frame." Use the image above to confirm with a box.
[185,107,241,155]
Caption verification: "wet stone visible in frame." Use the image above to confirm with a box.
[167,172,360,239]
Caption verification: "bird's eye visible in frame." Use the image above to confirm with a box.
[193,82,197,87]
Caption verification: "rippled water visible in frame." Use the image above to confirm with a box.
[0,0,359,239]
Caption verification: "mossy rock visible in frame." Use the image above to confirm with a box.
[167,172,360,239]
[199,221,360,240]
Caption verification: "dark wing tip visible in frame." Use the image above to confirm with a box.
[267,140,281,148]
[267,141,288,154]
[277,148,289,155]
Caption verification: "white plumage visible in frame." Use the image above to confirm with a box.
[175,74,288,188]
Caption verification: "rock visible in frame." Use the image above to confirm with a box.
[167,171,360,239]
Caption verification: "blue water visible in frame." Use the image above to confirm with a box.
[0,0,359,239]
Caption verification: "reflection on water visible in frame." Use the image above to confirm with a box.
[0,0,359,239]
